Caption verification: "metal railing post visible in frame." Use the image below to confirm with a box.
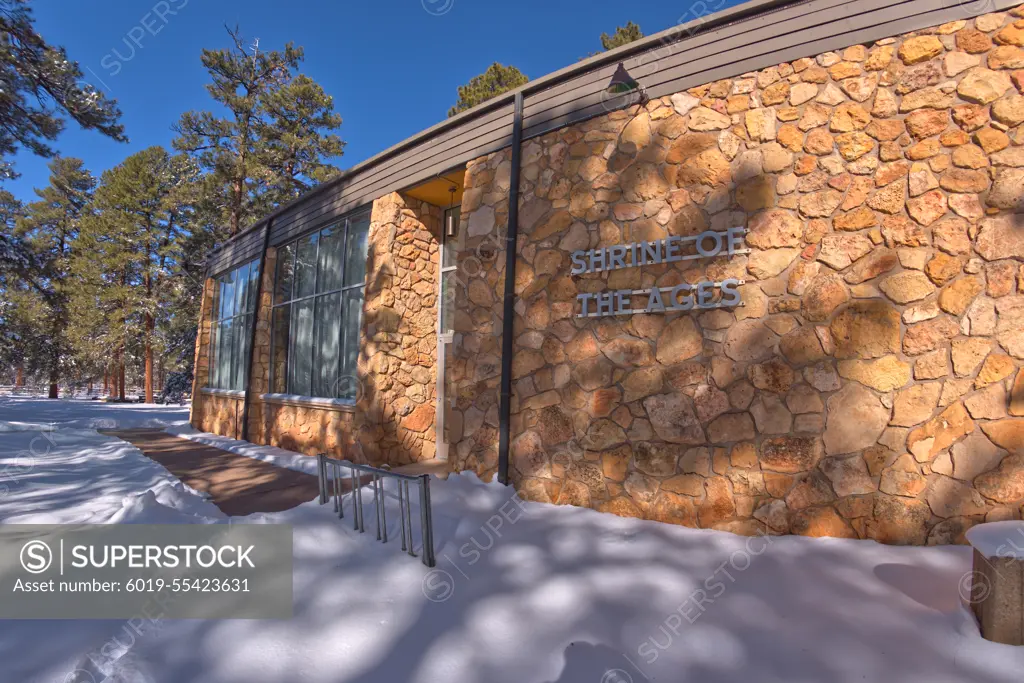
[379,476,388,543]
[418,475,435,567]
[315,455,436,565]
[404,480,416,558]
[317,453,327,505]
[335,462,343,519]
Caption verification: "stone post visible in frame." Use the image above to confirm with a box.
[967,521,1024,645]
[189,277,215,429]
[246,247,277,444]
[356,192,441,466]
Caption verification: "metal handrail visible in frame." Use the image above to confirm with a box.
[316,454,436,567]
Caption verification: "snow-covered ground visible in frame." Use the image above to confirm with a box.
[1,396,1023,683]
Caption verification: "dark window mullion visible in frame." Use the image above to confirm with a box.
[311,230,326,394]
[336,217,350,398]
[288,241,297,303]
[268,300,276,394]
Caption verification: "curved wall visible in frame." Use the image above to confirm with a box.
[450,10,1024,544]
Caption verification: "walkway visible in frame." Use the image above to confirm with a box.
[102,428,322,516]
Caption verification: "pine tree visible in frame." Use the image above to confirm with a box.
[581,22,645,60]
[12,157,95,397]
[0,0,125,179]
[448,63,528,117]
[600,22,644,51]
[162,174,222,381]
[173,27,343,237]
[71,147,193,402]
[0,189,31,383]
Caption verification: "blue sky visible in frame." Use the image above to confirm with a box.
[8,0,738,204]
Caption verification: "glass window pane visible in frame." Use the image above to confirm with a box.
[232,319,242,391]
[440,270,456,335]
[294,233,319,299]
[343,215,370,287]
[219,273,235,319]
[234,314,249,391]
[233,262,248,317]
[218,319,233,390]
[275,243,295,304]
[208,322,219,388]
[210,281,220,324]
[221,321,231,389]
[442,207,460,269]
[212,320,222,388]
[271,305,291,394]
[289,298,314,396]
[317,225,344,293]
[246,260,261,314]
[312,292,341,398]
[338,287,364,401]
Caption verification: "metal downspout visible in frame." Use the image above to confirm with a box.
[496,92,525,486]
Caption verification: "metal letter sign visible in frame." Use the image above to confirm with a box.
[572,227,748,318]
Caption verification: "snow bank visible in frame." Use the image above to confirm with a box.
[966,521,1024,558]
[0,426,223,526]
[0,395,190,431]
[0,400,223,683]
[5,400,1024,683]
[107,469,1024,683]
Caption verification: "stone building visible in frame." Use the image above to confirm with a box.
[193,0,1024,545]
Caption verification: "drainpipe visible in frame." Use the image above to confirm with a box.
[240,218,274,443]
[496,92,525,486]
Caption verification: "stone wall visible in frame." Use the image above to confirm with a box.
[253,399,357,456]
[447,154,512,478]
[193,392,245,440]
[189,278,214,421]
[355,192,442,465]
[450,9,1024,544]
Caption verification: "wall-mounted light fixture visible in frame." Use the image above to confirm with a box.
[607,62,648,102]
[446,185,458,237]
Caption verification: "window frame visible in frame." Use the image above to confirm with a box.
[438,206,459,342]
[207,258,261,392]
[270,208,371,402]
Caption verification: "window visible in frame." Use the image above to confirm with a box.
[271,211,370,401]
[439,206,460,337]
[208,259,261,391]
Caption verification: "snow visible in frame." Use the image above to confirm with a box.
[2,397,1024,682]
[966,521,1024,558]
[166,423,321,477]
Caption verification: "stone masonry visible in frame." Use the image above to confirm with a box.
[354,192,441,465]
[447,154,512,477]
[449,9,1024,544]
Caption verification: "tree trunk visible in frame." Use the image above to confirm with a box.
[48,333,59,399]
[14,365,23,388]
[230,177,243,236]
[144,313,154,403]
[103,368,108,396]
[119,354,126,401]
